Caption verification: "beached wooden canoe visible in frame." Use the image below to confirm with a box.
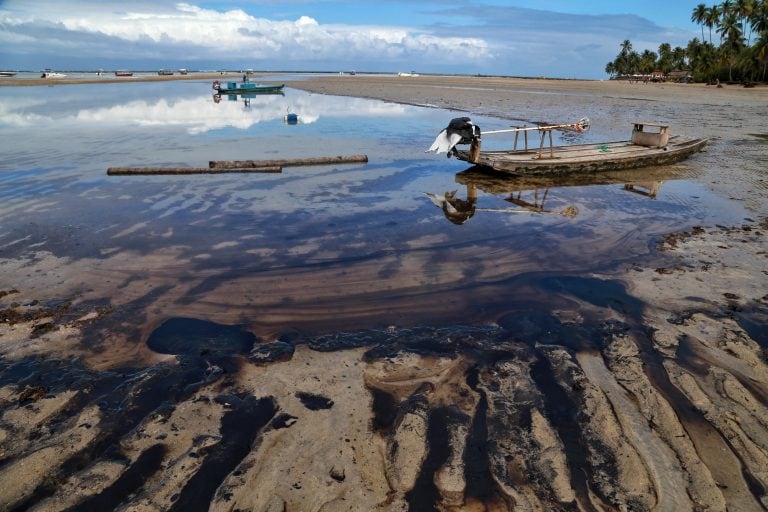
[442,121,707,175]
[455,136,707,175]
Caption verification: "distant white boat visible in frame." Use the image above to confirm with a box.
[397,71,419,77]
[41,69,66,78]
[0,71,17,77]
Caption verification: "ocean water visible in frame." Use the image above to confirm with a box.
[0,80,751,335]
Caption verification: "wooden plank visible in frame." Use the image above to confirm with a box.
[107,166,282,175]
[210,154,368,169]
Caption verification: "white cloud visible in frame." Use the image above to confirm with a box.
[0,1,490,68]
[0,1,696,77]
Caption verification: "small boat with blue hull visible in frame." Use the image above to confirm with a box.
[212,79,285,95]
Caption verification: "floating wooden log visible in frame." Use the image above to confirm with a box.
[209,154,368,169]
[107,166,281,175]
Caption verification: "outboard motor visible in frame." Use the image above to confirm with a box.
[427,117,481,157]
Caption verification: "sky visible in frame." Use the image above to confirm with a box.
[0,0,702,79]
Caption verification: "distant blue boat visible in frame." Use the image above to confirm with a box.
[212,79,284,94]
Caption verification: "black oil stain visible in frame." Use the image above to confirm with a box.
[464,367,494,500]
[405,407,451,511]
[169,394,277,512]
[295,391,334,410]
[63,444,168,512]
[530,354,600,512]
[147,317,256,356]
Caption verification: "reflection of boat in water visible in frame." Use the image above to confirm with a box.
[454,165,686,196]
[212,79,285,95]
[426,165,687,224]
[429,118,707,175]
[212,90,285,108]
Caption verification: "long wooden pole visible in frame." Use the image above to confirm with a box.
[210,154,368,169]
[107,166,281,175]
[483,119,590,135]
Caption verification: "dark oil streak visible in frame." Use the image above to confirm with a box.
[463,367,494,500]
[7,360,208,510]
[405,408,450,511]
[62,444,167,512]
[369,387,399,433]
[631,327,765,506]
[546,276,766,506]
[677,334,768,410]
[179,229,546,302]
[530,355,600,512]
[675,335,768,500]
[169,395,277,512]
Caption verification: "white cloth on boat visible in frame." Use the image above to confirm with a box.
[427,130,464,154]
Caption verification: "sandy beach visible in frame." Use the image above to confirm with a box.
[1,74,767,511]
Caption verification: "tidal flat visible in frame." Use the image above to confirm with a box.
[1,74,767,510]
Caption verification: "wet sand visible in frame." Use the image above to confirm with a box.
[1,75,768,511]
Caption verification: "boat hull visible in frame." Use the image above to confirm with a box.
[455,136,708,175]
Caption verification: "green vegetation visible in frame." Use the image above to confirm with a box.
[605,0,768,83]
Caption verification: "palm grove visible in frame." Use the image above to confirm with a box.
[605,0,768,83]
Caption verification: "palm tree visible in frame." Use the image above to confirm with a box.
[658,43,673,73]
[705,5,722,44]
[618,40,634,75]
[672,46,688,70]
[752,0,768,41]
[640,49,658,74]
[692,3,709,40]
[718,10,745,79]
[736,0,756,44]
[754,30,768,80]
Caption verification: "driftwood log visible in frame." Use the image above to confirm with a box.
[209,154,368,169]
[107,166,282,175]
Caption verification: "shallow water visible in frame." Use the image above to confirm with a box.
[0,80,752,337]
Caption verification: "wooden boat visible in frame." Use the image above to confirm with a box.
[212,80,285,94]
[440,120,707,175]
[114,70,133,77]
